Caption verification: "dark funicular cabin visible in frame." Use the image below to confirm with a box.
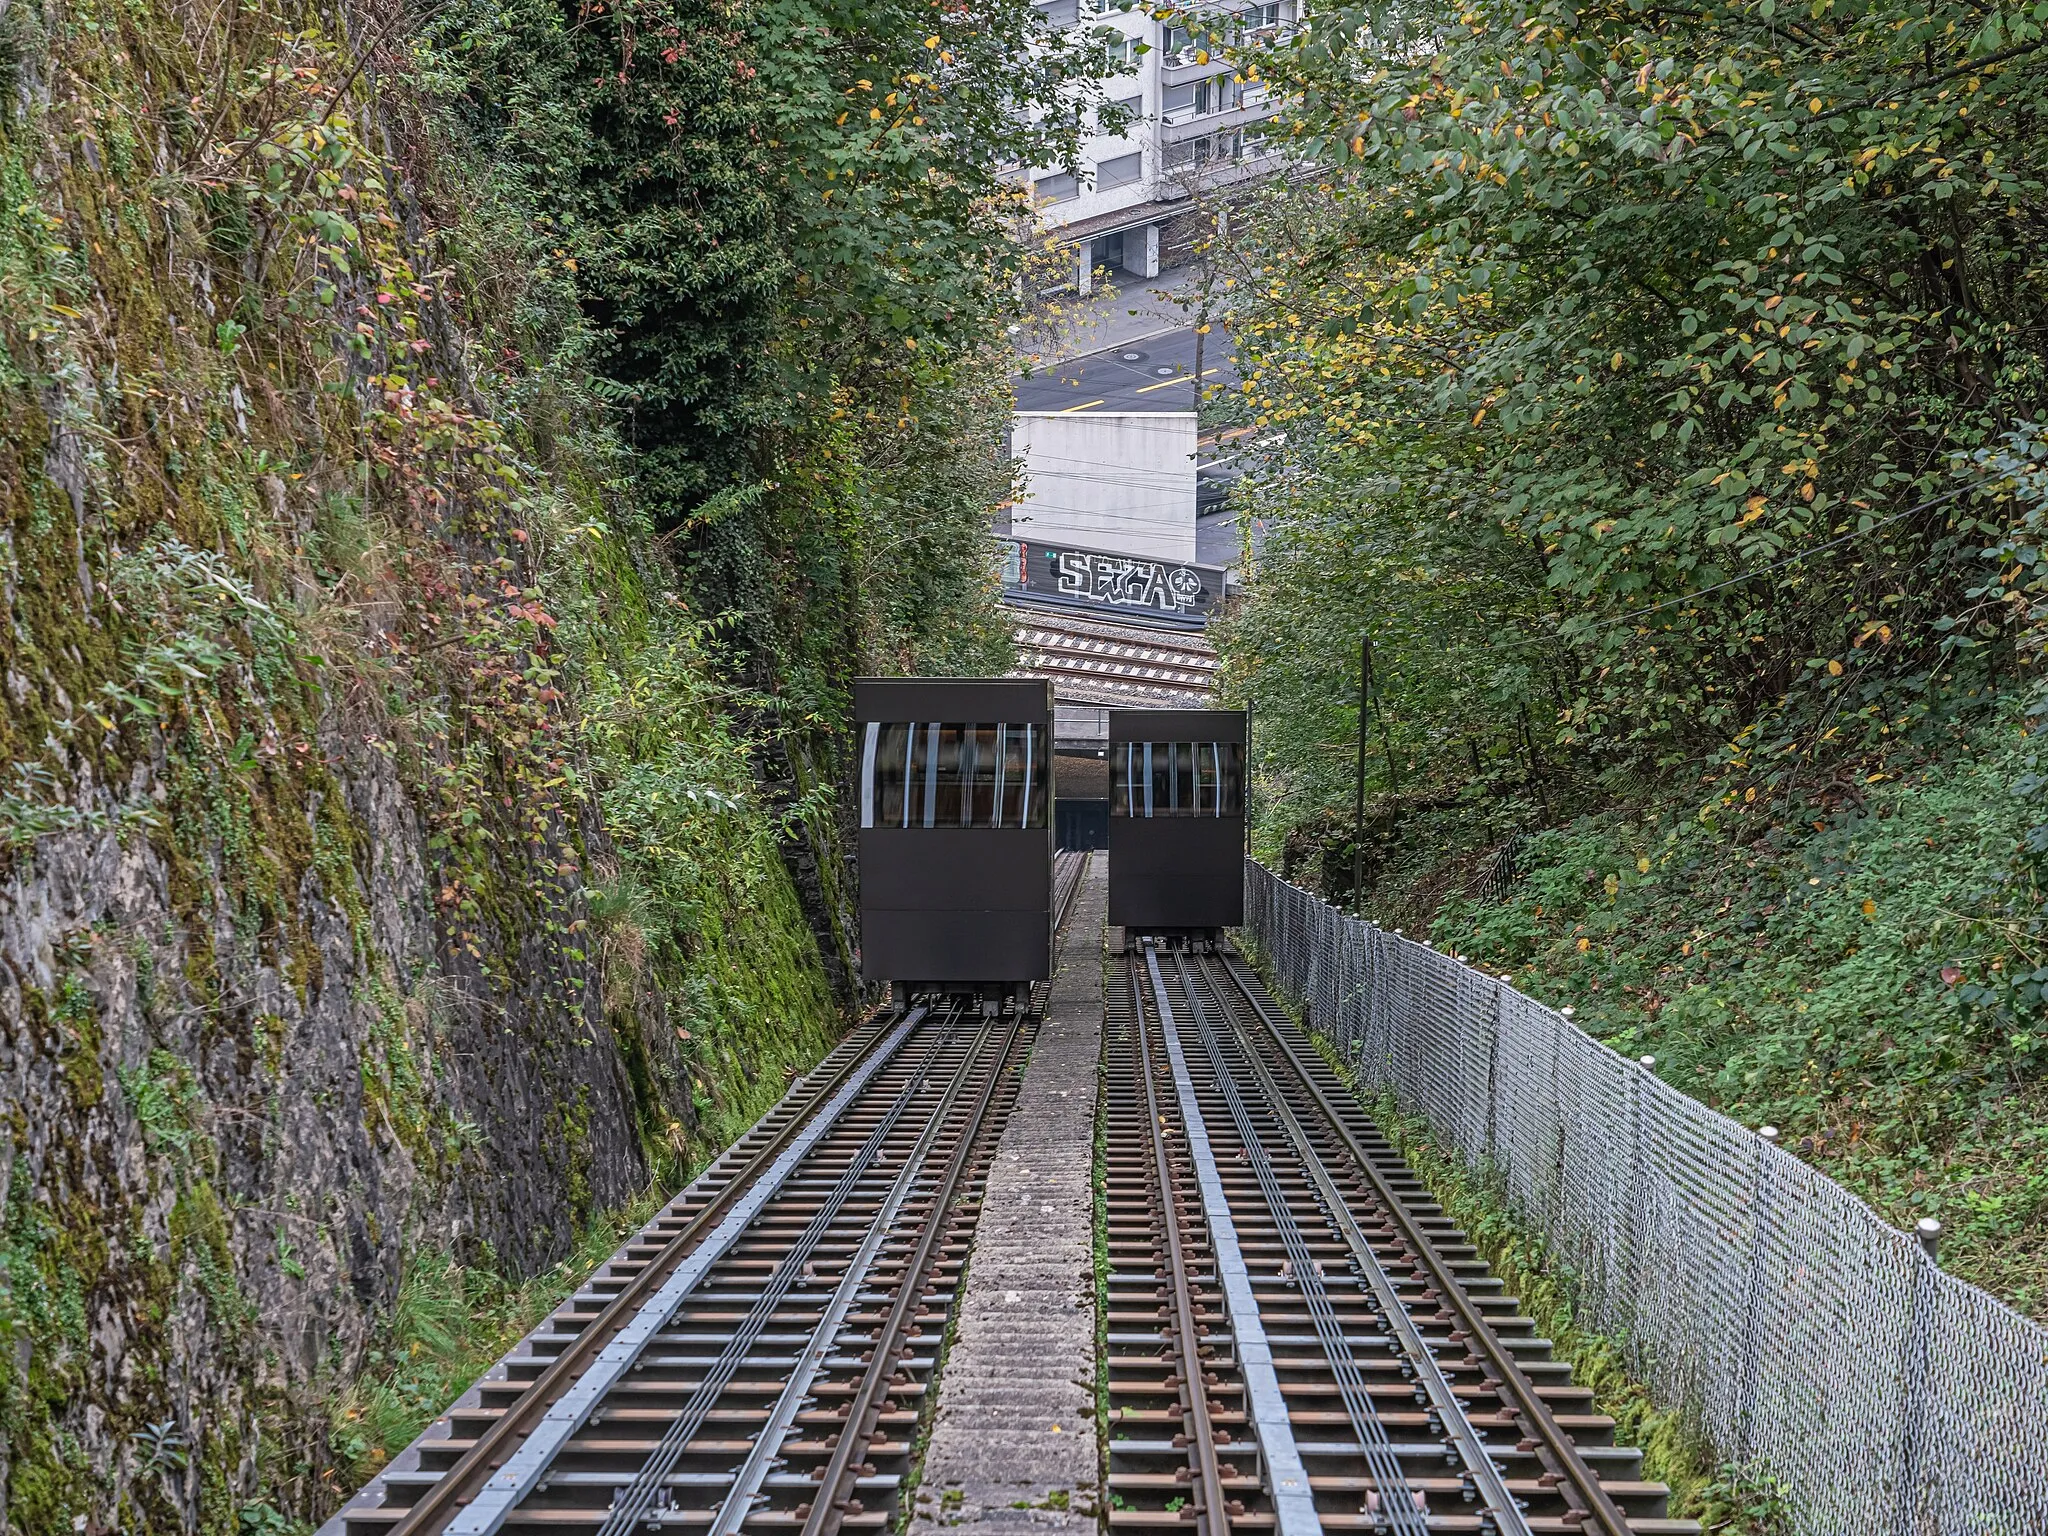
[855,678,1054,1011]
[1108,708,1247,943]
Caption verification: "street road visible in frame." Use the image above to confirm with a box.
[1013,327,1239,414]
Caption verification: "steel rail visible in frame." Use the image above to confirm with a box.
[707,1019,1003,1536]
[1214,952,1637,1536]
[1127,959,1231,1536]
[1054,848,1089,934]
[1168,953,1432,1536]
[392,1007,928,1536]
[798,1009,1029,1536]
[1140,943,1322,1536]
[449,1010,931,1534]
[590,1023,972,1536]
[1181,955,1531,1533]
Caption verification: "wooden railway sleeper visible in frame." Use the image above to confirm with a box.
[1128,961,1233,1536]
[1213,955,1636,1536]
[797,1011,1028,1536]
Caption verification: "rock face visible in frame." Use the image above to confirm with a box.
[0,737,652,1525]
[0,4,840,1530]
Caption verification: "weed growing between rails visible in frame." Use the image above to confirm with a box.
[326,1191,660,1489]
[1227,935,1792,1533]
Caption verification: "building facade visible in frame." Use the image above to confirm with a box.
[1028,0,1294,290]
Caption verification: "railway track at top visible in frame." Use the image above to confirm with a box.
[334,854,1093,1536]
[1103,941,1701,1536]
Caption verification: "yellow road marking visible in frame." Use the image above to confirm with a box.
[1057,398,1106,412]
[1134,367,1223,394]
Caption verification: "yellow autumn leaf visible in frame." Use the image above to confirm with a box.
[1827,659,1843,676]
[1637,856,1651,873]
[1861,899,1876,916]
[924,34,939,46]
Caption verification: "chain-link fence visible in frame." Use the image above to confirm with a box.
[1244,859,2048,1536]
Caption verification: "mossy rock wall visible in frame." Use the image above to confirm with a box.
[0,0,842,1527]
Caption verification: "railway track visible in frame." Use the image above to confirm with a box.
[335,858,1092,1536]
[339,857,1692,1536]
[1103,941,1699,1536]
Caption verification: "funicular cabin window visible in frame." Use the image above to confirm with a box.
[860,722,1049,829]
[1110,741,1244,817]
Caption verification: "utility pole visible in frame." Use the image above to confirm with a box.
[1352,633,1372,912]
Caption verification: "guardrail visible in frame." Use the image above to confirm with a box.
[1243,859,2048,1535]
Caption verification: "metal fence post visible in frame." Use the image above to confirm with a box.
[1623,1056,1656,1364]
[1735,1125,1780,1465]
[1891,1221,1942,1536]
[1484,985,1504,1166]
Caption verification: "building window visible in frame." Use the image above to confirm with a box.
[863,723,1050,830]
[1164,77,1240,121]
[1034,170,1080,203]
[1100,92,1144,130]
[1164,132,1240,169]
[1096,151,1143,189]
[1110,742,1244,818]
[1034,0,1079,26]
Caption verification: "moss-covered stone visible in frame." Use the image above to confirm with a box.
[0,0,849,1526]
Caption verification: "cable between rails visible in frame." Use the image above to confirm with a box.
[1128,958,1233,1536]
[1213,952,1636,1536]
[387,1007,929,1536]
[1166,951,1429,1536]
[1141,941,1324,1536]
[438,1008,932,1536]
[797,1010,1032,1536]
[595,1019,978,1535]
[1182,955,1531,1535]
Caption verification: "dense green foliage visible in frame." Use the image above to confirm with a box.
[1208,0,2048,1318]
[1430,715,2048,1312]
[414,0,1105,695]
[1221,0,2048,825]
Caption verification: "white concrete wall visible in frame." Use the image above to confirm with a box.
[1012,412,1198,562]
[1036,5,1156,229]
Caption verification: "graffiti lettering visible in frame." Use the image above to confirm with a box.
[1013,540,1222,616]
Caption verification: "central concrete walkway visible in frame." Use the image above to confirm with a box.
[909,859,1106,1533]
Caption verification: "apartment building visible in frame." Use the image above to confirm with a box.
[1028,0,1293,291]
